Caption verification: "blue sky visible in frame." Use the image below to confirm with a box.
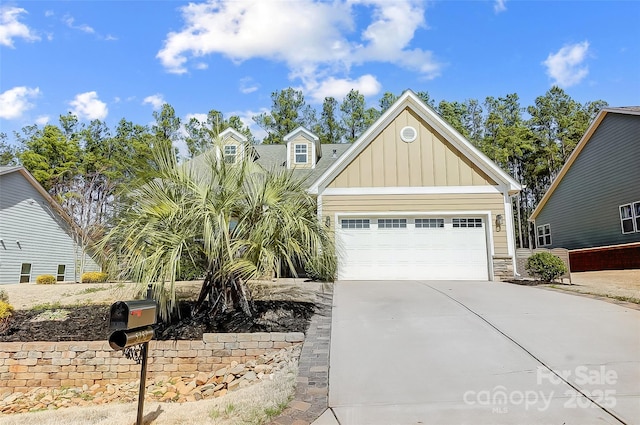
[1,0,639,154]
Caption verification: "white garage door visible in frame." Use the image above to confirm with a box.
[336,216,489,280]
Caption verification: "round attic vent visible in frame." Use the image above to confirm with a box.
[400,126,417,143]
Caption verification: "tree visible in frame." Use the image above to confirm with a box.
[415,91,436,108]
[17,122,81,195]
[378,92,398,113]
[316,97,344,144]
[100,143,336,320]
[152,103,180,159]
[253,88,308,144]
[0,134,18,166]
[437,100,471,139]
[341,89,369,143]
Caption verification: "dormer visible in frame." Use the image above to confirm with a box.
[284,127,320,169]
[219,128,248,164]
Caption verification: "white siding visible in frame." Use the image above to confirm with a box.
[0,172,100,284]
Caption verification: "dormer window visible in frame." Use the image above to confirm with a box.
[295,144,308,164]
[224,145,237,163]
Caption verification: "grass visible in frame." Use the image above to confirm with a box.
[77,287,109,295]
[30,302,63,312]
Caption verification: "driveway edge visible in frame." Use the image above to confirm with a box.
[271,284,334,425]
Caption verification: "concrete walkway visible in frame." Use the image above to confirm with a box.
[322,281,640,424]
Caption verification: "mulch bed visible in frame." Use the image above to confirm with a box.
[0,300,316,342]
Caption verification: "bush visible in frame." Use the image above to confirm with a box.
[81,272,109,283]
[0,300,14,334]
[304,252,337,282]
[525,252,568,282]
[36,274,56,285]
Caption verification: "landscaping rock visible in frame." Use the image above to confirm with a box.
[0,343,302,414]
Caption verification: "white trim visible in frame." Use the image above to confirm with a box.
[309,90,521,195]
[294,143,308,164]
[504,194,517,275]
[322,185,503,196]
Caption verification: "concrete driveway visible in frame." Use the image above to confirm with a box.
[323,281,640,424]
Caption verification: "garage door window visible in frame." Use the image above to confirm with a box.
[415,218,444,228]
[341,219,370,229]
[378,218,407,228]
[453,218,483,228]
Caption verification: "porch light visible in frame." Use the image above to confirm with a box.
[325,216,331,227]
[495,214,504,232]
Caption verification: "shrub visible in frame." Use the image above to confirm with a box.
[81,271,109,283]
[0,300,14,334]
[0,289,8,303]
[525,252,568,282]
[304,251,337,282]
[36,274,56,285]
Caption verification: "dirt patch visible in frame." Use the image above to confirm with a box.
[508,269,640,307]
[0,299,316,342]
[0,279,325,342]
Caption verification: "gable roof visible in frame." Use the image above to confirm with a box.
[0,166,79,232]
[530,107,640,221]
[308,90,521,195]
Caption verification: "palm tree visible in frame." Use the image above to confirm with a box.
[100,143,335,320]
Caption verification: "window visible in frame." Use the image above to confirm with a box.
[20,263,31,283]
[620,201,640,234]
[537,224,552,246]
[295,144,308,164]
[57,265,66,282]
[453,218,483,228]
[378,218,407,229]
[341,219,370,229]
[415,218,444,228]
[224,145,237,163]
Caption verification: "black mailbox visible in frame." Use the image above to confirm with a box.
[109,300,157,331]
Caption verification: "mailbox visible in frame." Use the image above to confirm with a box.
[109,326,154,350]
[109,300,157,331]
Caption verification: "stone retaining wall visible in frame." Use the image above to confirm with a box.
[0,332,304,393]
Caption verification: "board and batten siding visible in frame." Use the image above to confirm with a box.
[328,109,497,188]
[0,172,100,284]
[536,113,640,250]
[322,193,509,257]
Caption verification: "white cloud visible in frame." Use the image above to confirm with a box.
[494,0,507,13]
[543,41,590,87]
[44,10,55,18]
[185,113,208,123]
[239,77,259,94]
[0,6,40,47]
[35,115,50,125]
[306,74,382,103]
[143,94,166,110]
[69,91,108,120]
[63,15,95,34]
[156,0,441,85]
[0,86,40,119]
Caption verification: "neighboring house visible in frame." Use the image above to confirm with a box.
[0,166,101,284]
[216,90,522,281]
[530,107,640,272]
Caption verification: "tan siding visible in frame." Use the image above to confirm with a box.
[323,193,509,256]
[328,109,496,188]
[289,137,313,169]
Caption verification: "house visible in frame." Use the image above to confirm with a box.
[0,166,101,284]
[218,90,522,281]
[529,107,640,272]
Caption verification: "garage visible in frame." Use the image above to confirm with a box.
[336,216,489,280]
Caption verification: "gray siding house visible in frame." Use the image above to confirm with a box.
[0,167,101,284]
[530,107,640,271]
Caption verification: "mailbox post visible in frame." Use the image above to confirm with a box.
[108,290,157,425]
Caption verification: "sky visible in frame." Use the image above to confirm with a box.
[1,0,639,154]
